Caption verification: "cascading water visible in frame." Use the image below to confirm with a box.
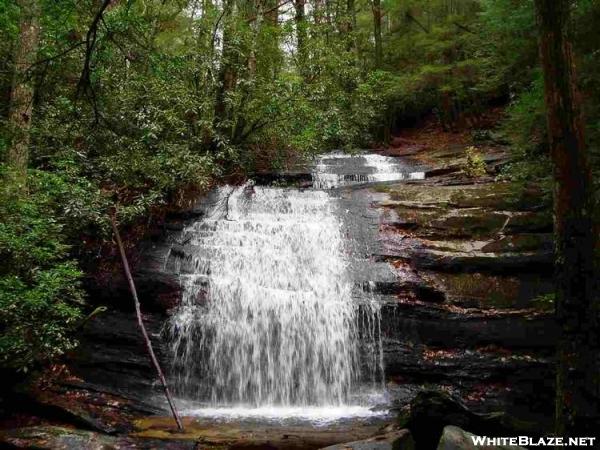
[312,153,425,189]
[166,154,390,419]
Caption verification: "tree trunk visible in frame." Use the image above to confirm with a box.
[313,0,324,25]
[7,0,41,182]
[347,0,356,32]
[110,214,184,432]
[372,0,382,68]
[213,0,237,139]
[534,0,599,436]
[340,0,355,50]
[258,0,281,78]
[294,0,307,75]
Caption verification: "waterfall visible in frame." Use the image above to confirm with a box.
[166,183,384,409]
[312,153,425,189]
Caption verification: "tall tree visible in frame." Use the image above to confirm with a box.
[341,0,356,51]
[6,0,41,182]
[534,0,599,436]
[294,0,307,74]
[347,0,356,32]
[372,0,383,68]
[214,0,237,138]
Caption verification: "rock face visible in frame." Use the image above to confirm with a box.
[369,174,556,423]
[66,310,168,403]
[320,429,415,450]
[436,426,525,450]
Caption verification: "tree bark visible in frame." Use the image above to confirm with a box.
[534,0,599,436]
[294,0,307,73]
[347,0,356,33]
[7,0,41,182]
[110,214,184,431]
[214,0,237,137]
[372,0,383,68]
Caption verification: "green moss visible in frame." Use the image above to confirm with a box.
[422,271,553,310]
[430,212,508,236]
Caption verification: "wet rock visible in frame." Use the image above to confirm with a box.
[410,249,553,274]
[84,266,181,314]
[3,311,169,439]
[426,165,462,178]
[251,172,313,187]
[365,280,445,303]
[11,386,121,434]
[479,234,553,253]
[133,416,386,450]
[320,429,415,450]
[0,426,195,449]
[437,425,525,450]
[381,183,548,213]
[419,271,553,310]
[398,391,541,450]
[67,310,169,410]
[384,341,552,382]
[0,426,117,450]
[380,301,556,350]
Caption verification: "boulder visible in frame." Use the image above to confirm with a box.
[437,425,525,450]
[320,429,415,450]
[398,391,541,450]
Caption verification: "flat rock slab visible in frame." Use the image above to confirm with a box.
[0,426,195,450]
[320,429,415,450]
[133,416,388,450]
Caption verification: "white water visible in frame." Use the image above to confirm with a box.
[177,405,387,425]
[313,153,425,189]
[167,182,384,416]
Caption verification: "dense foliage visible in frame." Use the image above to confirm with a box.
[0,0,599,371]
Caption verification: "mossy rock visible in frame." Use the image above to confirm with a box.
[0,426,118,449]
[480,234,553,253]
[448,183,548,212]
[132,415,386,449]
[420,271,553,310]
[429,212,509,237]
[0,426,197,449]
[381,182,549,214]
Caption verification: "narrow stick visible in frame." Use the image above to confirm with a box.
[110,213,184,431]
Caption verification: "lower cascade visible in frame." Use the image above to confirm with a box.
[166,181,384,413]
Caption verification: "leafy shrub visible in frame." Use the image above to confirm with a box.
[0,168,84,371]
[502,72,547,158]
[464,146,487,177]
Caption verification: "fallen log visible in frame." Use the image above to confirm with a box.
[110,212,184,431]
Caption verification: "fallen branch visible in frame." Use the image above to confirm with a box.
[110,212,184,431]
[453,22,475,34]
[406,11,429,33]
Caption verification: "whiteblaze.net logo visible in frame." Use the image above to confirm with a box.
[470,435,597,447]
